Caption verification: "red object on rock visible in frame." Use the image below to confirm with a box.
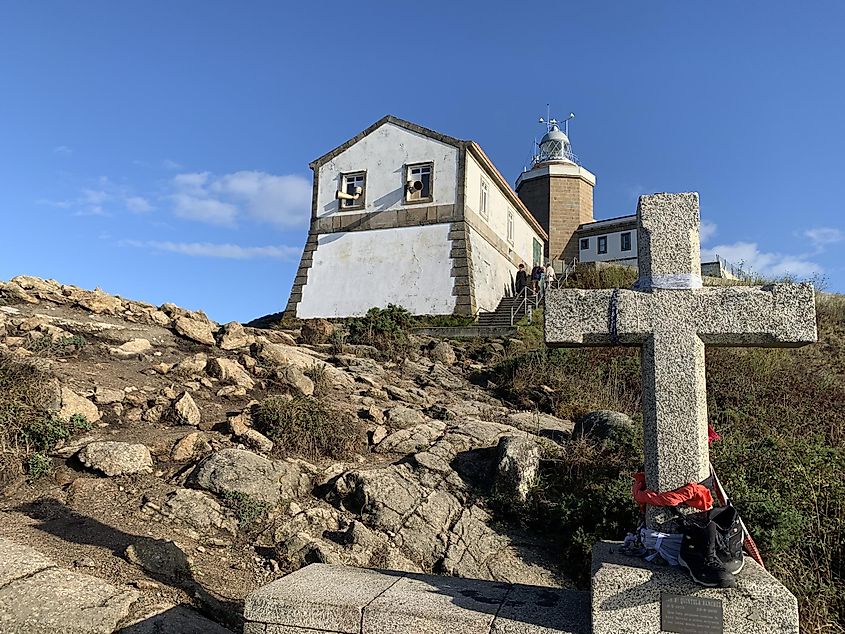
[631,472,713,511]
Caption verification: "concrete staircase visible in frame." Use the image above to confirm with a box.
[477,291,538,327]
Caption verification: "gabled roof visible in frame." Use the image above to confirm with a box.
[309,114,548,241]
[309,115,464,169]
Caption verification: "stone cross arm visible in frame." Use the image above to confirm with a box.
[545,283,817,348]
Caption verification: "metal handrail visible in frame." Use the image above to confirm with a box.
[510,287,526,326]
[510,257,578,325]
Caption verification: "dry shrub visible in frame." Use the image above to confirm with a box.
[0,354,91,483]
[253,396,363,460]
[0,354,58,453]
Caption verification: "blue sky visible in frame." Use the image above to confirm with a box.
[1,2,843,322]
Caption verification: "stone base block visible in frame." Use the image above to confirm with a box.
[591,541,799,633]
[244,564,588,634]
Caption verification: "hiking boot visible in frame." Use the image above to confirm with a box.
[678,521,736,588]
[711,505,745,575]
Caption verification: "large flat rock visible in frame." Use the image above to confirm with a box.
[591,541,799,634]
[244,564,587,634]
[0,538,139,634]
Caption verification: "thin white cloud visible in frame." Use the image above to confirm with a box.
[171,193,238,226]
[41,178,153,218]
[701,241,821,279]
[122,240,300,260]
[126,196,153,213]
[699,220,717,244]
[804,227,843,248]
[36,198,73,209]
[161,158,183,170]
[52,145,73,156]
[168,170,310,228]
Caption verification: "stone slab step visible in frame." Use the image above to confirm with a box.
[244,564,589,634]
[590,541,799,634]
[0,537,140,634]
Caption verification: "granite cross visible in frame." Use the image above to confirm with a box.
[545,192,817,527]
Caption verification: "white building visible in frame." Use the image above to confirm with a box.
[286,116,547,319]
[286,114,736,319]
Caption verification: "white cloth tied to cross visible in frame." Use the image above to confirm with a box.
[634,273,703,290]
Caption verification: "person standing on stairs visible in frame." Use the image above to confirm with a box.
[515,263,528,295]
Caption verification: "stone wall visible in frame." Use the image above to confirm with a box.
[517,174,594,263]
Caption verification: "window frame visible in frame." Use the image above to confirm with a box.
[338,170,367,211]
[621,231,632,252]
[404,162,434,205]
[480,178,489,220]
[580,237,589,251]
[597,235,608,254]
[507,209,514,245]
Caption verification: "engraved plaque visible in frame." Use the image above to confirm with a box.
[661,593,723,634]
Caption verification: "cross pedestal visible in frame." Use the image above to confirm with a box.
[546,192,816,527]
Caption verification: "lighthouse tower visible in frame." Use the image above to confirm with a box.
[516,114,596,265]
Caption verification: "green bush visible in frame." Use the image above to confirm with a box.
[222,490,270,527]
[26,452,52,482]
[253,396,362,459]
[0,354,58,451]
[560,263,638,290]
[17,413,91,453]
[347,304,412,355]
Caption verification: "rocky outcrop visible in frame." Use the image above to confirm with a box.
[430,341,456,365]
[193,449,311,506]
[59,387,101,423]
[207,357,255,390]
[300,319,334,345]
[217,322,251,351]
[493,435,541,503]
[165,488,237,535]
[317,419,560,586]
[171,392,201,426]
[574,410,635,445]
[109,338,152,358]
[77,441,153,476]
[173,316,216,346]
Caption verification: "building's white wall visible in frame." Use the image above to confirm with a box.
[468,226,518,313]
[579,228,638,263]
[297,225,456,318]
[464,154,542,267]
[316,123,458,218]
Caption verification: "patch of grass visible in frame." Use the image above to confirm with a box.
[30,335,86,358]
[17,413,91,453]
[559,263,638,290]
[253,395,362,460]
[26,452,52,482]
[222,490,270,527]
[304,363,330,395]
[490,347,641,421]
[328,329,347,355]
